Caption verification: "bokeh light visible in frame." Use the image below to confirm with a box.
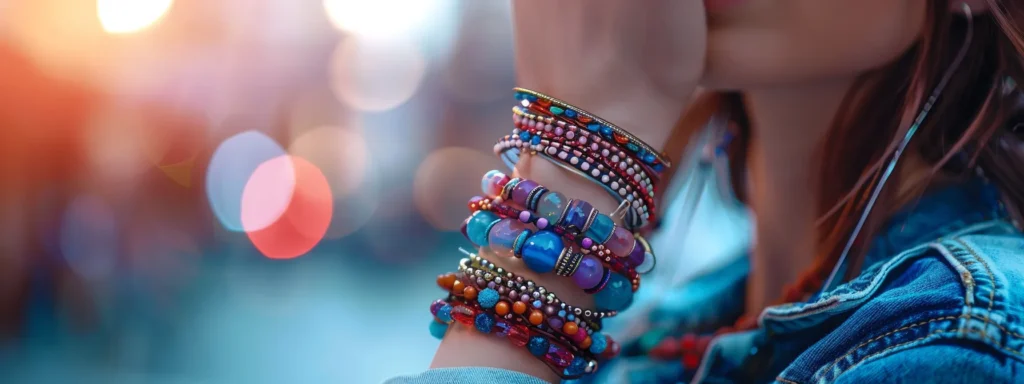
[323,0,442,40]
[244,155,333,259]
[60,195,119,280]
[240,154,296,234]
[97,0,173,34]
[288,125,368,200]
[413,147,502,231]
[85,106,155,184]
[329,36,427,112]
[206,131,287,232]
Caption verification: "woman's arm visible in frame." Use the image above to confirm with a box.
[429,1,706,382]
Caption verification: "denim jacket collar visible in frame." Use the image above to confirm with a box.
[857,177,1006,275]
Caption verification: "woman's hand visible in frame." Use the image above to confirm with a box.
[514,0,707,147]
[431,2,706,382]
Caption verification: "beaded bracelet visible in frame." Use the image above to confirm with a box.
[463,210,639,308]
[483,171,656,275]
[444,255,622,355]
[448,253,618,321]
[429,297,597,379]
[495,135,650,229]
[513,88,671,171]
[447,269,605,349]
[513,105,662,188]
[469,200,646,291]
[500,122,659,226]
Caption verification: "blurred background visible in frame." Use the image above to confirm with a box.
[0,1,749,382]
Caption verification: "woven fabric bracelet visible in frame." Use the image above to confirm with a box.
[429,297,598,379]
[513,88,671,171]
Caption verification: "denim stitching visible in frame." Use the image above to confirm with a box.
[968,314,1024,339]
[775,377,800,384]
[819,316,960,376]
[953,238,997,340]
[833,329,1024,382]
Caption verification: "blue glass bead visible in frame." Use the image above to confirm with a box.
[644,153,657,164]
[626,142,640,152]
[586,214,615,244]
[527,336,550,357]
[531,135,542,145]
[467,211,499,247]
[475,313,495,333]
[558,310,566,317]
[437,304,453,323]
[429,321,449,340]
[521,231,563,273]
[599,125,614,138]
[586,123,601,132]
[532,300,542,308]
[536,191,568,223]
[565,109,577,118]
[550,106,565,115]
[519,131,531,140]
[590,332,608,354]
[515,93,524,100]
[526,94,538,101]
[478,288,499,309]
[561,199,594,232]
[653,163,665,172]
[512,229,533,257]
[564,357,587,377]
[495,320,511,337]
[595,273,634,312]
[567,314,575,321]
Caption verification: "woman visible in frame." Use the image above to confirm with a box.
[393,0,1024,382]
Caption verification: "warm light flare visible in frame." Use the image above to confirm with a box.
[323,0,441,39]
[98,0,173,34]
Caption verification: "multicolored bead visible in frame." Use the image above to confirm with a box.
[520,230,563,273]
[594,273,633,312]
[474,313,495,333]
[590,332,608,354]
[466,211,500,247]
[527,336,550,357]
[478,288,499,309]
[429,320,448,340]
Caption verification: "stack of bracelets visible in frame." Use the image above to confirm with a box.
[427,88,669,380]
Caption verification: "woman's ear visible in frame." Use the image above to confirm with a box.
[952,0,991,15]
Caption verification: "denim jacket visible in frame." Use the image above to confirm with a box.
[387,179,1024,383]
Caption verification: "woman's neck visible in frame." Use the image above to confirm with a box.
[741,78,854,314]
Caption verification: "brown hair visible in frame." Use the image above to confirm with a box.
[670,0,1024,311]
